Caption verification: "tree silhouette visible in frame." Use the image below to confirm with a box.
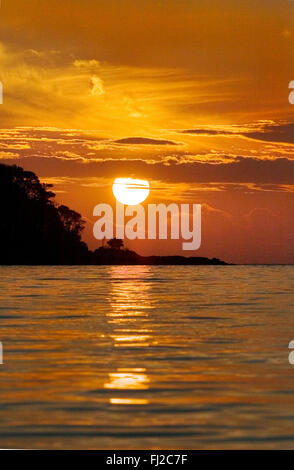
[107,238,124,250]
[58,205,85,237]
[0,163,89,264]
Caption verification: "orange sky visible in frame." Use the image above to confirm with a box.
[1,0,294,263]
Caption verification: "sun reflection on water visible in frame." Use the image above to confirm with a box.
[105,266,153,405]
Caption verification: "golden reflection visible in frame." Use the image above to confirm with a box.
[105,266,153,405]
[104,369,150,390]
[109,398,149,405]
[107,266,153,347]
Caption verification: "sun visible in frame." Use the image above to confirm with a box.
[112,177,150,205]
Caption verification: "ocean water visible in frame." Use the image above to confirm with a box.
[1,265,294,449]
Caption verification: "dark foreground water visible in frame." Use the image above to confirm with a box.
[1,265,294,449]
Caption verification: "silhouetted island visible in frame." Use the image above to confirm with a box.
[0,163,227,265]
[92,245,226,265]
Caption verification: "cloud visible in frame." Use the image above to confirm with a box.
[179,121,294,145]
[114,137,179,146]
[0,41,255,134]
[0,142,31,150]
[181,129,234,136]
[0,151,19,159]
[90,76,104,96]
[4,154,294,187]
[73,59,101,69]
[244,122,294,144]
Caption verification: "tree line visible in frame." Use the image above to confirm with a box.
[0,163,90,264]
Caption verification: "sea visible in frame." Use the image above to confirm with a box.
[1,265,294,449]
